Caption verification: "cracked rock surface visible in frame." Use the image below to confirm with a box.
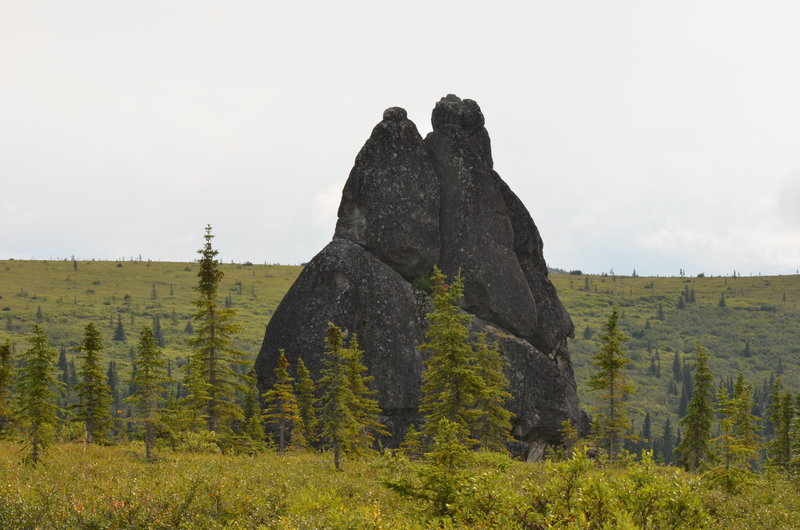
[255,95,582,457]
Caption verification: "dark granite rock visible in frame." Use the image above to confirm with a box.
[424,95,539,343]
[256,95,582,458]
[334,107,439,281]
[254,238,426,444]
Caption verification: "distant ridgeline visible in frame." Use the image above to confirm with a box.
[255,95,582,459]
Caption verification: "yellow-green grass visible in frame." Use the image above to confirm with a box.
[2,441,798,528]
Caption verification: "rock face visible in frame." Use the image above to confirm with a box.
[255,95,582,457]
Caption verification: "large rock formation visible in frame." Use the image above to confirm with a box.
[255,95,581,458]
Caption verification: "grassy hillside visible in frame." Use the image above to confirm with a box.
[550,272,800,432]
[1,260,798,433]
[0,259,300,381]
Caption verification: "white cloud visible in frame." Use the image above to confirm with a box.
[638,222,800,272]
[310,182,344,232]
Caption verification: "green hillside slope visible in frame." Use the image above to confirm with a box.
[0,259,299,383]
[1,260,798,434]
[551,272,800,432]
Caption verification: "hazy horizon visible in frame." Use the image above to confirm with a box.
[3,2,799,277]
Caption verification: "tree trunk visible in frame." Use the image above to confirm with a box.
[145,421,153,460]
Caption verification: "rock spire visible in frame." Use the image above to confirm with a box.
[255,95,582,459]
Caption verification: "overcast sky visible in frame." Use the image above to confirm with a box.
[2,1,799,276]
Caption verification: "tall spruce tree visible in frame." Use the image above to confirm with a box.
[15,324,63,464]
[588,307,633,461]
[640,412,653,452]
[731,373,761,468]
[0,342,14,437]
[240,369,266,446]
[317,323,356,470]
[74,323,113,444]
[713,387,739,471]
[765,378,792,468]
[712,377,760,473]
[661,417,674,464]
[676,343,714,471]
[113,315,126,342]
[419,267,483,447]
[152,315,164,347]
[472,333,513,452]
[295,358,318,445]
[262,350,302,451]
[343,334,386,454]
[185,225,246,433]
[127,326,167,460]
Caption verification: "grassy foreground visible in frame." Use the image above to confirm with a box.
[1,442,799,529]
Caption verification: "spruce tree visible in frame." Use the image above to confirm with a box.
[676,343,714,471]
[74,323,113,444]
[57,345,68,384]
[672,351,682,381]
[0,342,14,436]
[262,350,302,451]
[241,369,266,446]
[419,267,483,447]
[15,324,63,464]
[185,225,247,433]
[106,361,121,413]
[661,417,674,464]
[472,333,513,452]
[152,314,164,347]
[731,373,761,468]
[295,358,318,445]
[712,380,760,472]
[113,315,126,342]
[588,307,633,461]
[766,384,793,468]
[640,412,652,451]
[343,334,387,454]
[127,326,167,460]
[713,386,738,470]
[317,323,356,470]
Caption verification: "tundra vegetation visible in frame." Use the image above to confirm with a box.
[1,243,800,526]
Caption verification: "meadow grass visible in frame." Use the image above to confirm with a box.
[2,441,799,528]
